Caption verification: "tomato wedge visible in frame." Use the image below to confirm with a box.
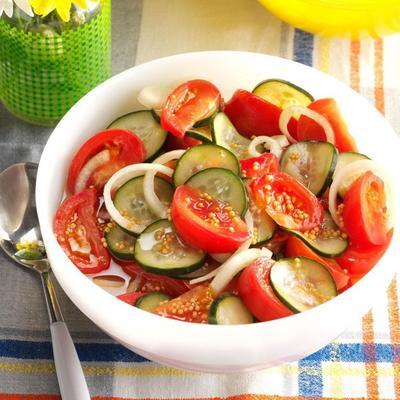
[53,188,110,274]
[224,89,297,138]
[335,230,393,276]
[161,79,221,138]
[240,152,280,179]
[250,172,324,231]
[285,236,349,290]
[297,98,357,152]
[67,129,146,195]
[342,171,389,246]
[238,256,293,321]
[171,185,250,253]
[117,292,144,306]
[164,132,202,151]
[152,284,214,323]
[118,261,189,297]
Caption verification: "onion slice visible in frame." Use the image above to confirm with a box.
[74,149,110,193]
[279,105,335,145]
[144,150,186,218]
[248,136,284,158]
[103,163,173,232]
[137,85,173,111]
[328,159,395,229]
[210,247,272,294]
[191,211,255,285]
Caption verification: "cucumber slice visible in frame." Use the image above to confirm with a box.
[113,176,173,235]
[283,211,348,257]
[15,248,44,260]
[334,152,370,198]
[135,292,171,311]
[270,257,337,313]
[134,219,206,276]
[193,110,218,128]
[186,168,247,216]
[173,143,240,187]
[174,260,218,280]
[252,79,314,109]
[208,293,254,325]
[186,126,213,143]
[211,112,251,160]
[105,223,136,260]
[243,179,275,245]
[108,110,168,160]
[280,141,338,196]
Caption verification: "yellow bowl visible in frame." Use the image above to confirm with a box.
[259,0,400,38]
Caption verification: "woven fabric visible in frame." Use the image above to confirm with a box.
[1,0,400,398]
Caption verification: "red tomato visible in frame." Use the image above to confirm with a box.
[161,80,221,138]
[118,261,189,297]
[250,172,324,231]
[238,256,293,321]
[67,129,146,194]
[164,133,202,151]
[342,172,389,246]
[152,284,214,323]
[117,292,144,306]
[297,98,357,152]
[335,230,393,276]
[224,89,297,138]
[264,231,289,254]
[171,185,250,253]
[240,153,280,179]
[53,188,110,274]
[285,236,349,290]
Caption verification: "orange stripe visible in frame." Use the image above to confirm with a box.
[362,310,379,398]
[374,38,385,114]
[387,277,400,398]
[350,40,361,92]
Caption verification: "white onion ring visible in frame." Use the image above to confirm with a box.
[75,149,110,193]
[103,164,173,232]
[191,211,255,285]
[137,85,173,110]
[248,136,283,158]
[271,135,290,148]
[328,159,394,229]
[210,247,272,294]
[279,105,335,145]
[143,150,186,218]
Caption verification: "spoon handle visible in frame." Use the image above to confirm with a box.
[41,273,91,400]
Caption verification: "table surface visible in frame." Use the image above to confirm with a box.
[1,0,400,399]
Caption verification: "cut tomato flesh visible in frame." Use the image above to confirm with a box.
[240,152,280,179]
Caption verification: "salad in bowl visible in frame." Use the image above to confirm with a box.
[52,76,394,326]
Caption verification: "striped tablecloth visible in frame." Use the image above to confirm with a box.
[1,0,400,398]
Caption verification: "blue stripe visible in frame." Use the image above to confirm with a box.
[0,339,395,364]
[298,358,323,397]
[0,340,147,362]
[293,29,314,67]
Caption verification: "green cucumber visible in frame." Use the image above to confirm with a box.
[15,248,44,260]
[173,143,240,187]
[186,126,213,143]
[270,257,337,313]
[186,168,247,216]
[334,152,370,198]
[105,223,136,260]
[108,110,168,160]
[280,141,338,196]
[252,79,314,109]
[113,176,173,235]
[193,110,218,128]
[174,260,218,280]
[211,112,251,160]
[135,292,171,311]
[134,219,206,276]
[243,179,275,245]
[283,211,348,258]
[208,293,254,325]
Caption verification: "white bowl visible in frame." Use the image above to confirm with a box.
[36,51,400,373]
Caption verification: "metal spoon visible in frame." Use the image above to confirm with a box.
[0,162,91,400]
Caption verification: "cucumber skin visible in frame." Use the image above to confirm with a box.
[270,256,337,313]
[208,293,255,325]
[252,79,314,103]
[105,226,136,260]
[135,292,171,311]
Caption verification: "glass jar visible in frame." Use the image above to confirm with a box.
[0,0,111,126]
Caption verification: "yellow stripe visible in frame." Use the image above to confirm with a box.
[318,36,331,74]
[322,362,395,378]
